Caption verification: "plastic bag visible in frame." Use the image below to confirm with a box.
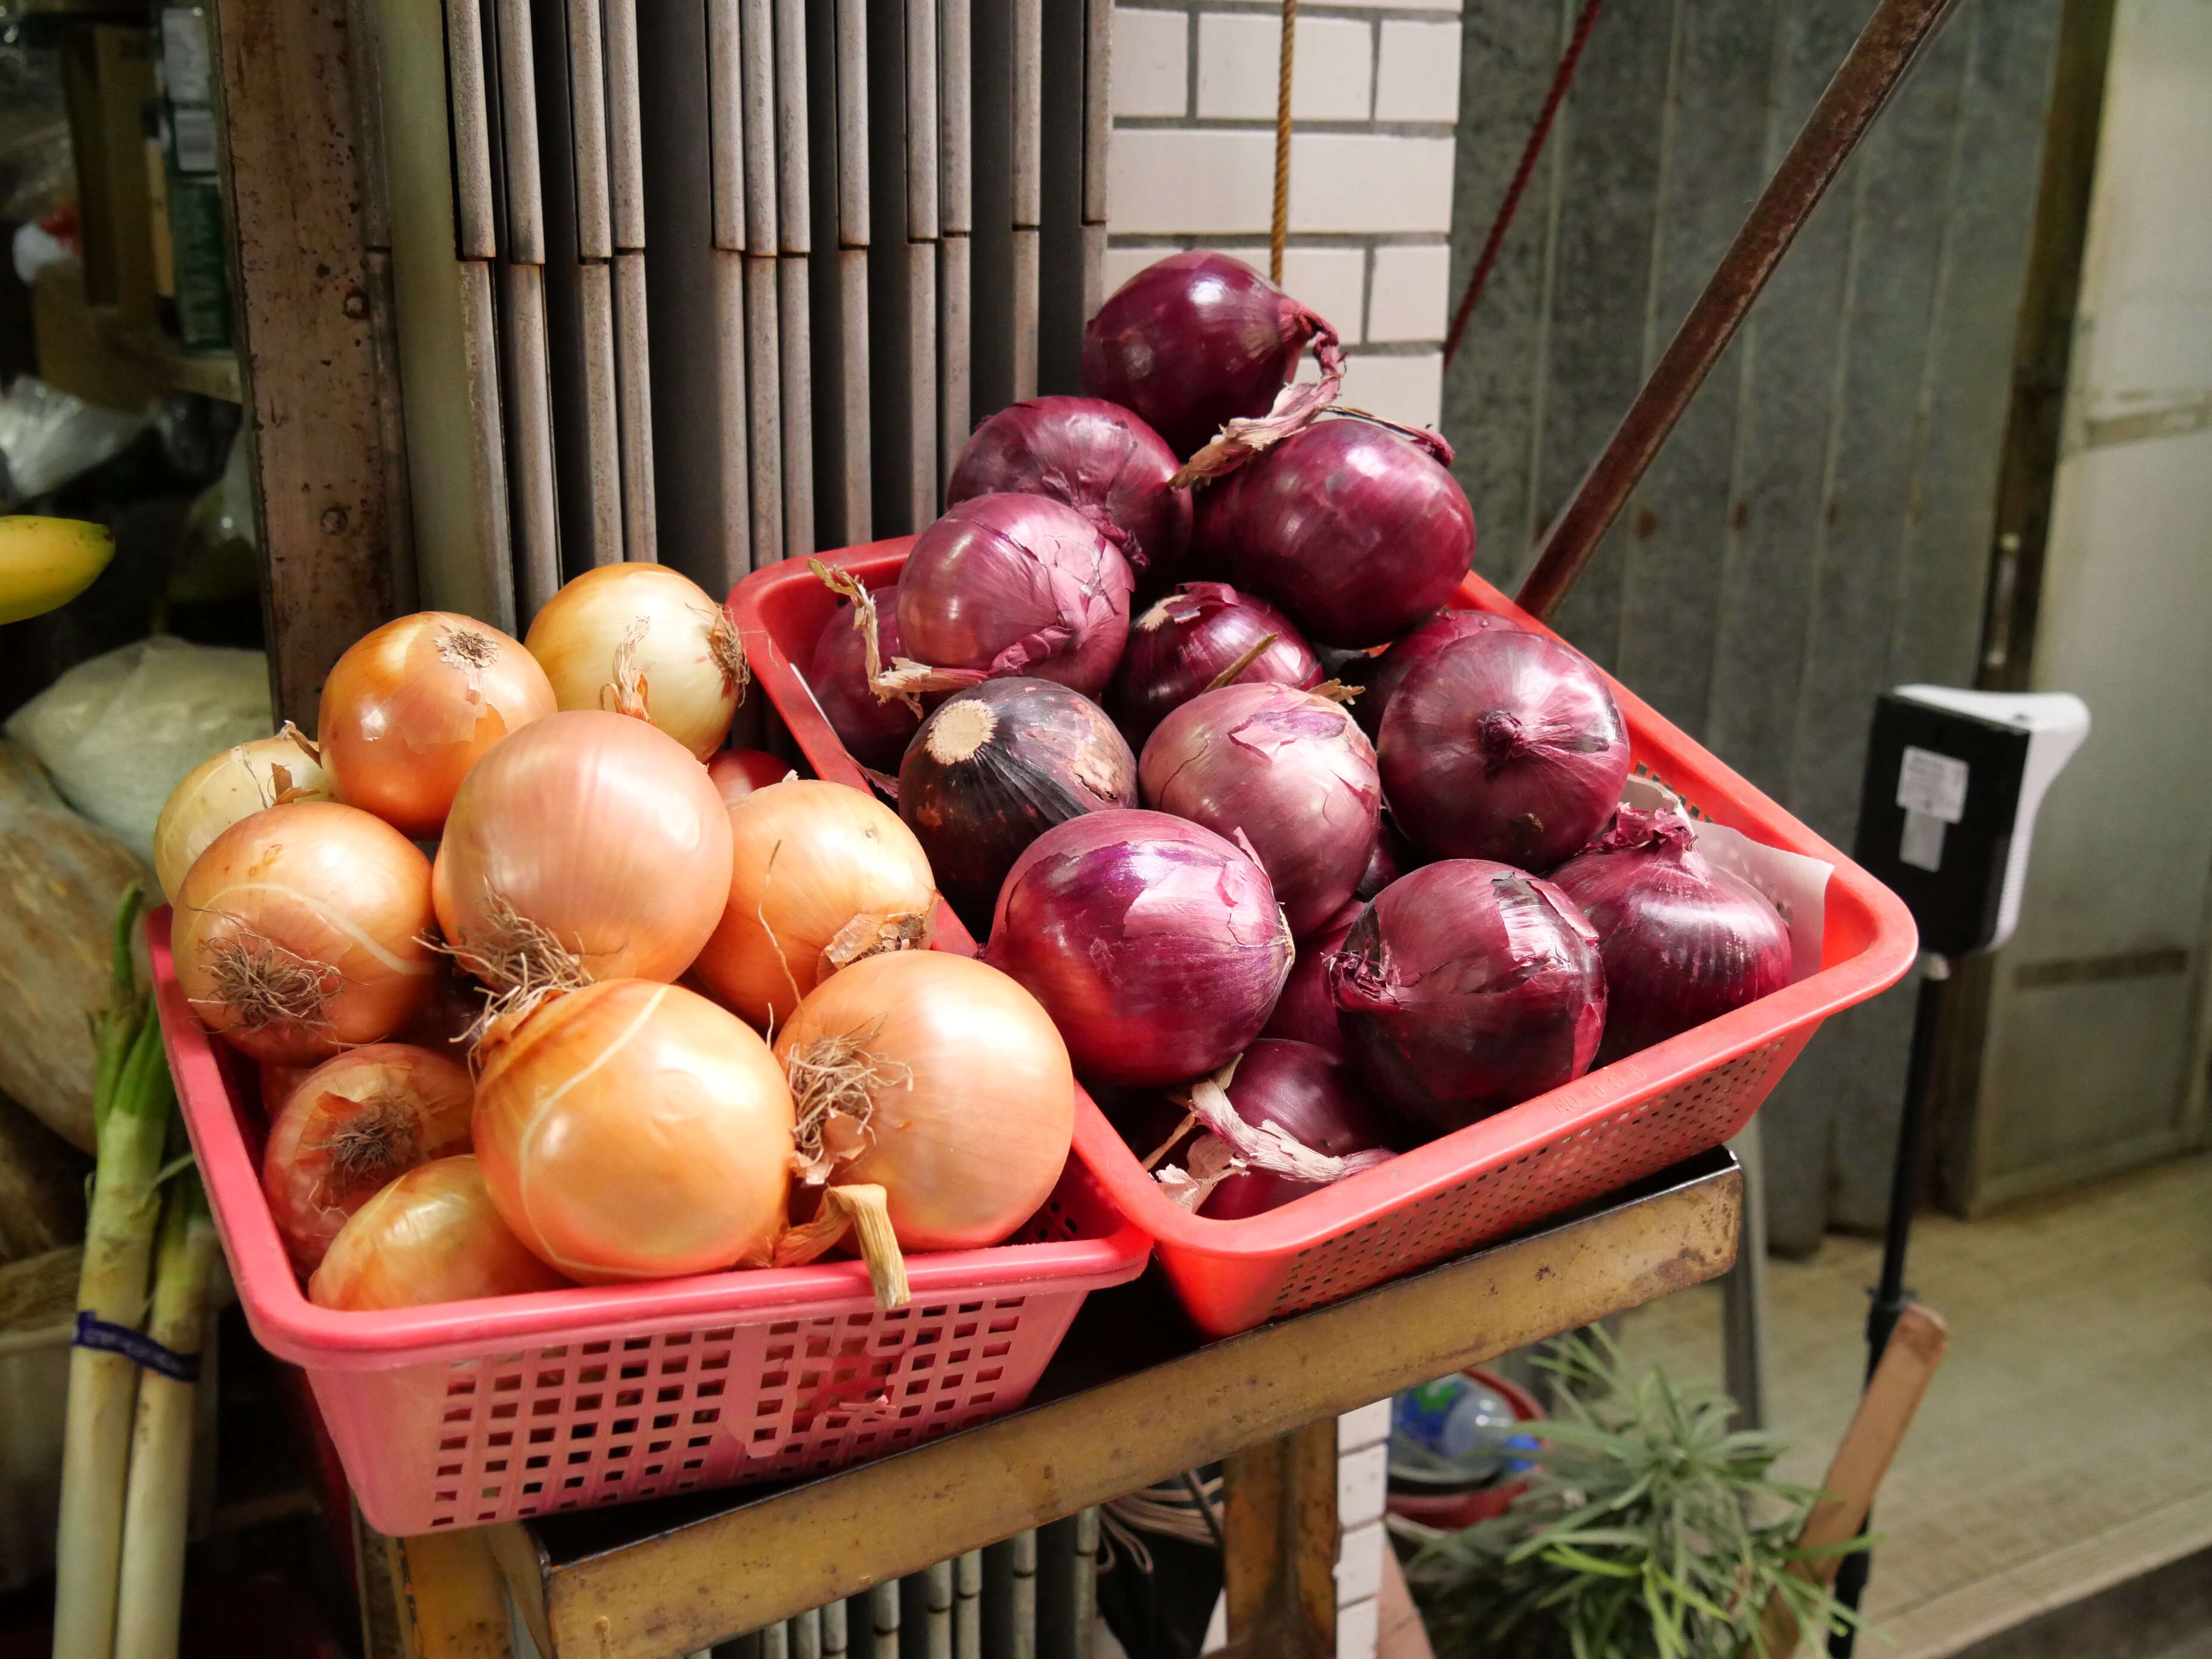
[0,378,148,508]
[4,636,272,861]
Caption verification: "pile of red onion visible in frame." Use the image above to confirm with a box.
[898,677,1136,935]
[1549,809,1792,1065]
[1167,1040,1393,1219]
[1081,251,1344,463]
[1260,902,1361,1053]
[983,809,1292,1086]
[1110,582,1322,745]
[946,396,1191,583]
[1138,682,1380,937]
[1380,629,1630,871]
[1204,417,1475,648]
[897,493,1134,697]
[1328,860,1606,1136]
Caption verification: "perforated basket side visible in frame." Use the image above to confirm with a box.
[322,1287,1086,1536]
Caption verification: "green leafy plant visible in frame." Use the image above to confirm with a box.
[1403,1332,1866,1659]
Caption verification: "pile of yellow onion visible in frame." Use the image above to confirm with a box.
[162,562,1076,1315]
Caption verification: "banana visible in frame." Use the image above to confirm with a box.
[0,516,114,625]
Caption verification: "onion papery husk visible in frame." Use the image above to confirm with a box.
[1548,807,1793,1067]
[1378,627,1631,872]
[1080,250,1346,465]
[1148,1049,1393,1214]
[898,678,1137,936]
[804,568,927,769]
[1203,413,1476,649]
[1328,859,1607,1138]
[1108,582,1324,746]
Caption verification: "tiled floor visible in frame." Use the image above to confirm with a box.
[1615,1152,2212,1658]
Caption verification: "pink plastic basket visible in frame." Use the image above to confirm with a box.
[730,540,1919,1337]
[153,916,1150,1536]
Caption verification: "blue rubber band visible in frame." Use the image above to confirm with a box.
[72,1312,201,1382]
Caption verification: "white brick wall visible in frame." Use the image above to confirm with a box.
[1107,3,1463,433]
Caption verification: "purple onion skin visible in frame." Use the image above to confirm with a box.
[1355,817,1413,901]
[1211,420,1476,648]
[1110,582,1323,747]
[1140,683,1381,938]
[1329,860,1607,1137]
[1260,902,1362,1053]
[898,677,1137,936]
[808,591,922,771]
[1380,630,1631,872]
[1197,1040,1394,1219]
[983,808,1293,1087]
[898,493,1135,697]
[946,397,1192,585]
[1353,610,1523,742]
[1082,252,1324,459]
[1548,810,1792,1067]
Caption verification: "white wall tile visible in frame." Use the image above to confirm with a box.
[1366,242,1450,342]
[1338,1440,1390,1528]
[1340,352,1443,430]
[1335,1519,1388,1604]
[1374,20,1463,123]
[1336,1596,1380,1659]
[1197,13,1373,122]
[1288,134,1455,233]
[1338,1398,1393,1452]
[1108,129,1275,234]
[1111,8,1190,118]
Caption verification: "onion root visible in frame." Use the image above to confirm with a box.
[193,930,339,1036]
[784,1023,911,1184]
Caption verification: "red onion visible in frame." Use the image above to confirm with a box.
[898,677,1137,934]
[1328,860,1606,1136]
[946,396,1192,582]
[1081,251,1345,462]
[897,493,1134,697]
[1189,1041,1392,1219]
[982,809,1293,1087]
[1139,683,1380,937]
[1353,610,1522,741]
[1380,629,1630,872]
[1548,809,1792,1066]
[1110,582,1323,746]
[808,589,922,771]
[1207,417,1476,648]
[1260,902,1361,1053]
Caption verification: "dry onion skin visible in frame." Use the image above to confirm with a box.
[318,611,557,837]
[523,563,747,759]
[774,951,1074,1251]
[262,1043,475,1274]
[153,727,332,905]
[691,778,939,1032]
[307,1155,573,1310]
[432,709,734,997]
[471,980,796,1283]
[172,801,437,1065]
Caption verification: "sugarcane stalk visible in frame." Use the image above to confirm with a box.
[54,888,172,1659]
[114,1169,218,1659]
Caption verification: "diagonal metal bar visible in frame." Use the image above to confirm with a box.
[1514,0,1962,623]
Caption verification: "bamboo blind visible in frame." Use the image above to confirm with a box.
[375,0,1113,655]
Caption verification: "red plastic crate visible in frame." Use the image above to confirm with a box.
[730,539,1918,1337]
[153,915,1150,1536]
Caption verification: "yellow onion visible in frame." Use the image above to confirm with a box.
[153,726,331,904]
[433,709,733,994]
[319,611,557,837]
[308,1155,571,1310]
[774,951,1073,1251]
[524,563,747,759]
[471,980,795,1282]
[691,778,938,1032]
[262,1044,476,1274]
[172,801,437,1064]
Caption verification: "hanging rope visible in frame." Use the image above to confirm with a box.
[1441,0,1607,368]
[1270,0,1297,282]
